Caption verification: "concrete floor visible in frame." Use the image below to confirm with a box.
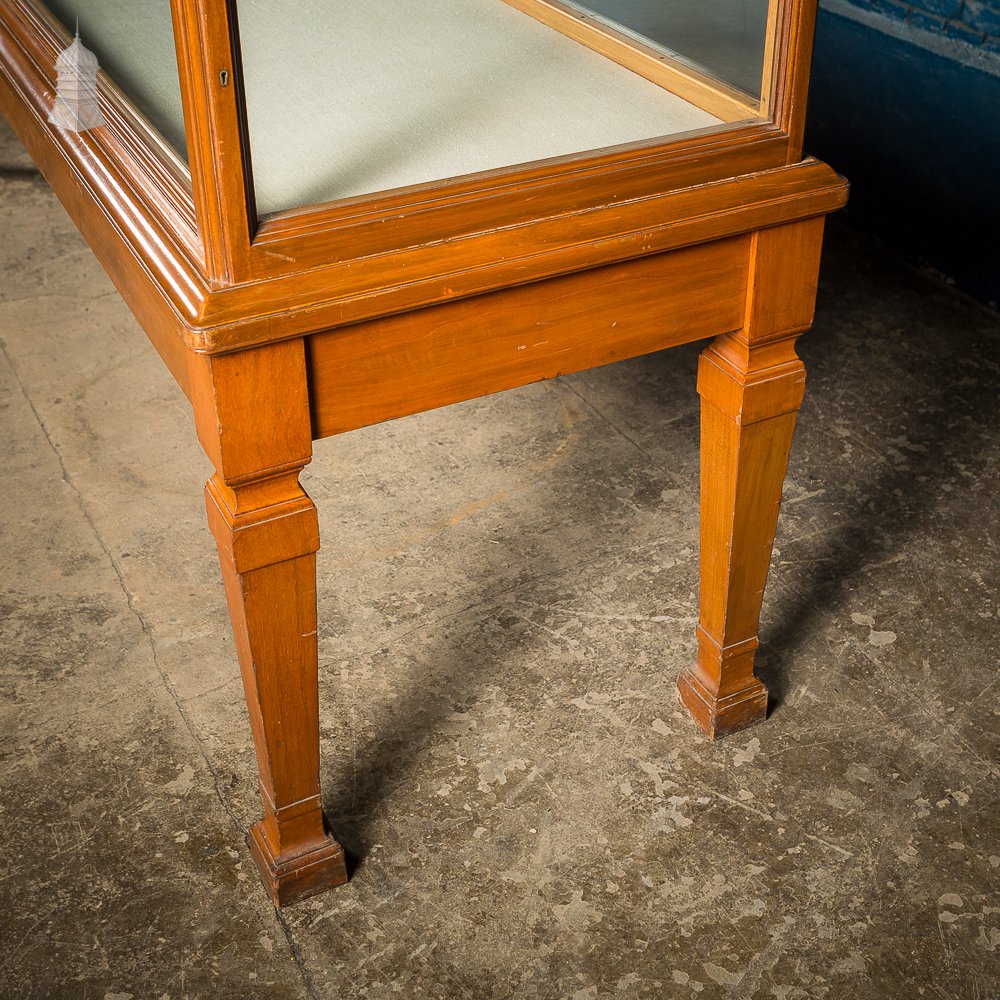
[1,115,998,1000]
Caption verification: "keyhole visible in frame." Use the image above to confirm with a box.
[219,69,230,87]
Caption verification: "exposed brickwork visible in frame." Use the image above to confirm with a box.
[836,0,1000,52]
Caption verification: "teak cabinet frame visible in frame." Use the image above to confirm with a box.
[0,0,847,906]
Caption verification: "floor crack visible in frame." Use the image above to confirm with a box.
[1,336,325,998]
[275,910,322,1000]
[1,336,245,833]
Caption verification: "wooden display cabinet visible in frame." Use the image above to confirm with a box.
[0,0,847,906]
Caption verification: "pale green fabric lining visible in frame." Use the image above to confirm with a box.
[44,1,727,216]
[238,0,722,214]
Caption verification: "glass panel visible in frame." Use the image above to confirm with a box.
[561,0,771,97]
[45,0,186,158]
[237,0,732,216]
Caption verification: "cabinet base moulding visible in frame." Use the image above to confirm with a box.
[676,669,768,740]
[248,819,348,908]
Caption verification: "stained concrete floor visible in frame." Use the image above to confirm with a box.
[1,114,998,1000]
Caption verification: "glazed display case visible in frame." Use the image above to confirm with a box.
[0,0,847,906]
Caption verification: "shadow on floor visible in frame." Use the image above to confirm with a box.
[760,223,999,704]
[326,222,1000,868]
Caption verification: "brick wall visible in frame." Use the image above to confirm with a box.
[832,0,1000,52]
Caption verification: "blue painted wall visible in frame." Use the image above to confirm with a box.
[806,0,1000,305]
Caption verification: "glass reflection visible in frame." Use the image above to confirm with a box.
[562,0,771,97]
[44,0,186,157]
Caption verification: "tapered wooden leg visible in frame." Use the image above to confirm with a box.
[204,474,347,904]
[678,219,825,738]
[190,340,346,905]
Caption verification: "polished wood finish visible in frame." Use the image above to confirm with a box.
[760,0,782,118]
[769,0,818,159]
[677,219,824,737]
[0,0,831,332]
[0,0,846,904]
[308,237,748,437]
[190,341,347,906]
[169,0,255,281]
[200,157,846,354]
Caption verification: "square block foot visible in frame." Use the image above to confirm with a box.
[248,820,348,907]
[677,669,768,740]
